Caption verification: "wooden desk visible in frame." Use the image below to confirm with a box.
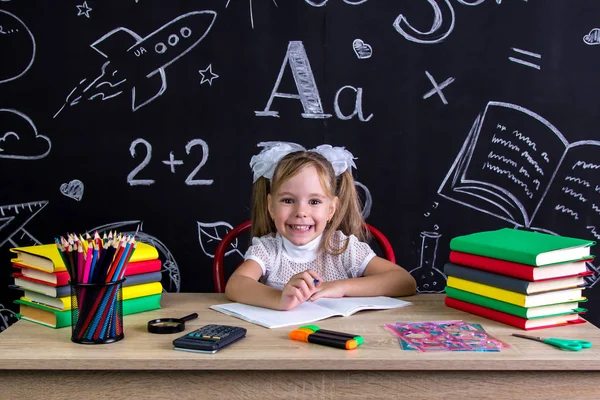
[1,293,599,400]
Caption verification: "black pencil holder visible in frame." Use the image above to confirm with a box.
[70,279,125,344]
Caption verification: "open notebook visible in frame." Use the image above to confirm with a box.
[210,296,412,329]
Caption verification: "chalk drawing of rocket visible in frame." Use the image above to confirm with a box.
[90,10,217,111]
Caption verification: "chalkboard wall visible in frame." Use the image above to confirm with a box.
[2,0,600,331]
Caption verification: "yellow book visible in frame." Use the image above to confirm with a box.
[122,281,163,299]
[22,282,163,310]
[127,242,160,262]
[11,242,159,273]
[10,244,67,273]
[446,276,585,307]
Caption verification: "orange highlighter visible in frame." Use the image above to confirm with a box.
[289,325,364,350]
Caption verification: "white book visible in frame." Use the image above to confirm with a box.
[210,296,412,329]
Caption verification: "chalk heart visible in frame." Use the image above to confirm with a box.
[60,179,84,201]
[352,39,373,59]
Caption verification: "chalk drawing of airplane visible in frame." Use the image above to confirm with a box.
[90,10,217,111]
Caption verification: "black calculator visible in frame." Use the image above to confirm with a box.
[173,324,247,354]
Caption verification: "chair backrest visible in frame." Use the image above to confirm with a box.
[213,220,396,293]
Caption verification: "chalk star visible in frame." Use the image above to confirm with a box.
[162,152,184,173]
[76,1,93,18]
[199,64,219,86]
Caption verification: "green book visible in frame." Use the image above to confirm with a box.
[449,228,595,266]
[445,286,586,319]
[15,293,162,329]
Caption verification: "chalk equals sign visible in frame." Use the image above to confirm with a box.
[509,47,541,70]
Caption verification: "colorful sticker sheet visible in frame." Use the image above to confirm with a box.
[384,320,510,352]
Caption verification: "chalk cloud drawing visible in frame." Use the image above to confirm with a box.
[199,63,219,86]
[438,101,600,286]
[60,180,84,201]
[76,2,93,18]
[509,47,541,70]
[225,0,279,29]
[54,11,217,117]
[393,0,455,44]
[88,221,181,292]
[409,231,446,293]
[0,109,51,160]
[583,28,600,45]
[423,71,455,105]
[197,221,244,259]
[0,10,36,84]
[352,39,372,59]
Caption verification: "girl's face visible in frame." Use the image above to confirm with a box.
[268,165,337,246]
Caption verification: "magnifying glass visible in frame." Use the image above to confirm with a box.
[147,313,199,334]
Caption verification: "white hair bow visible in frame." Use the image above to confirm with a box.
[311,144,357,177]
[250,142,306,182]
[250,141,357,182]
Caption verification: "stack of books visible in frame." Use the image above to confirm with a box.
[444,228,595,330]
[10,241,164,329]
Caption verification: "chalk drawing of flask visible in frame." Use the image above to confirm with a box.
[409,231,447,293]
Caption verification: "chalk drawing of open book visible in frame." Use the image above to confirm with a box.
[438,101,600,239]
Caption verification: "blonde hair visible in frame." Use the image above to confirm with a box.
[251,150,369,255]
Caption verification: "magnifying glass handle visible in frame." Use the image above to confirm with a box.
[180,313,199,322]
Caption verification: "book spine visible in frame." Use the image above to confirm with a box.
[445,297,528,329]
[122,294,162,314]
[55,285,71,298]
[445,286,529,318]
[446,276,527,306]
[449,251,535,280]
[122,271,162,287]
[122,281,163,300]
[444,263,529,293]
[17,294,162,328]
[444,297,583,330]
[124,259,162,276]
[449,237,536,265]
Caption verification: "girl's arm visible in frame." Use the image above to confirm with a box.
[225,260,322,310]
[310,256,417,300]
[225,260,282,309]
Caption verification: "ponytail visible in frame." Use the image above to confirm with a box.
[251,177,275,239]
[322,170,370,255]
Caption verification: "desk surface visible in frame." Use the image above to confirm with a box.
[1,293,600,371]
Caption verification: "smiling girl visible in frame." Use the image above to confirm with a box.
[225,142,416,310]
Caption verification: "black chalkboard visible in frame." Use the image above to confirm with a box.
[2,0,600,332]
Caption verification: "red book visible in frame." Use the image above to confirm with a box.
[123,259,162,275]
[13,263,70,286]
[449,251,591,281]
[13,259,161,285]
[444,297,586,330]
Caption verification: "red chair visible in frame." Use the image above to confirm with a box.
[213,220,396,293]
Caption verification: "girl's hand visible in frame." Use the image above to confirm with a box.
[278,270,322,310]
[309,281,346,301]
